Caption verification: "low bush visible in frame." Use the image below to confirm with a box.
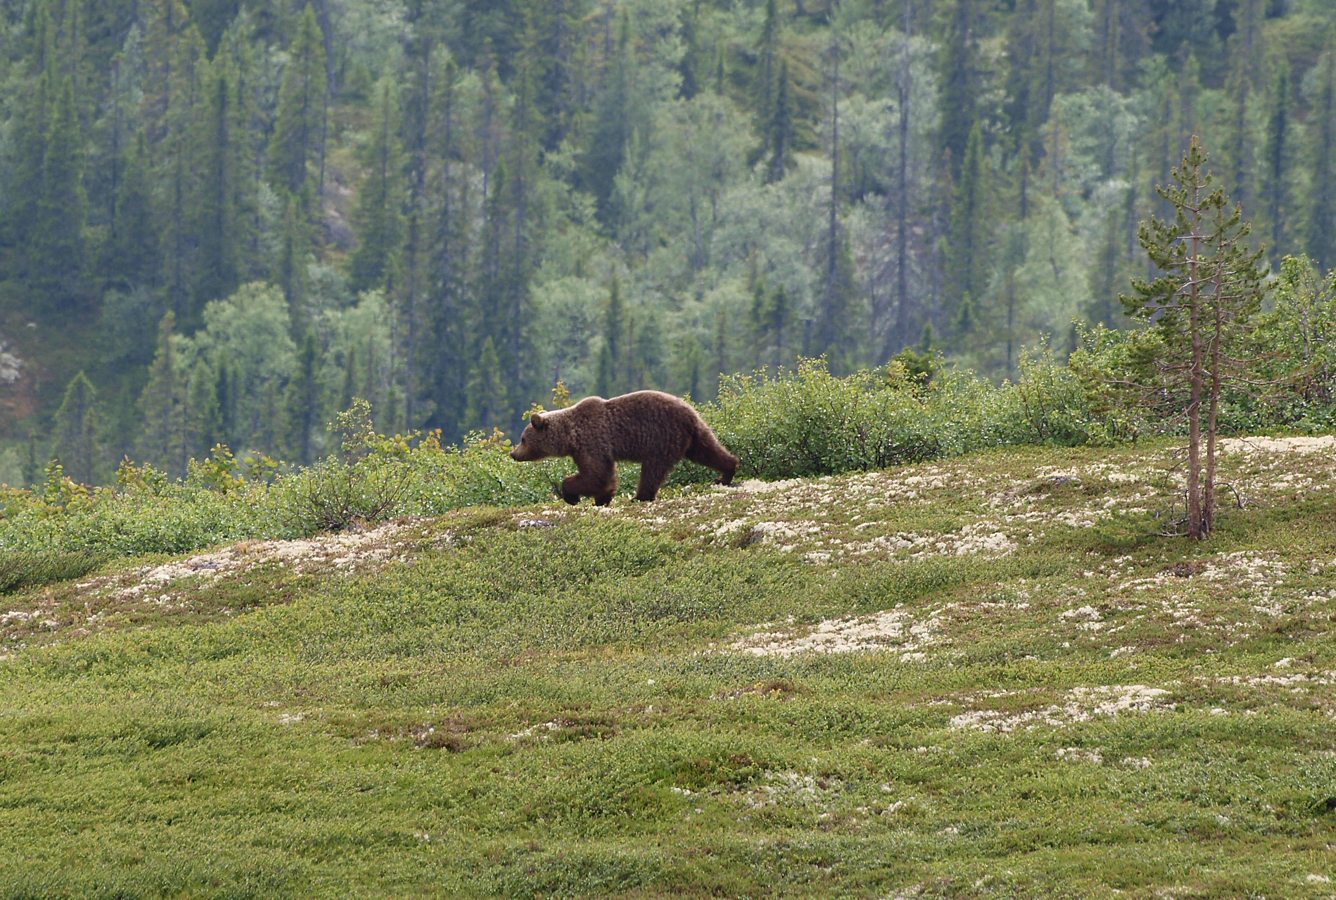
[702,355,1094,480]
[0,550,107,594]
[9,325,1334,564]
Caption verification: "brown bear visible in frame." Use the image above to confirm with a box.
[509,390,739,505]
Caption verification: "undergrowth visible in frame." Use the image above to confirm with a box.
[0,349,1328,560]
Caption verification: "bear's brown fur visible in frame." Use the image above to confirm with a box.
[509,390,739,505]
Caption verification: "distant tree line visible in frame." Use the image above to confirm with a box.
[4,0,1336,483]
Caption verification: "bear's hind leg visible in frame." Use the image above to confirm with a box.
[635,459,675,502]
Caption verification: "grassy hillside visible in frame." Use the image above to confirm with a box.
[3,437,1336,896]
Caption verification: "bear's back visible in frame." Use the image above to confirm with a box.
[602,391,700,460]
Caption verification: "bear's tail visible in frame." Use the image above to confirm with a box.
[687,425,738,485]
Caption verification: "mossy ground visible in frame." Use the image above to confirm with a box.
[2,438,1335,897]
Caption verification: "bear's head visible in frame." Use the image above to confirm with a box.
[510,412,559,461]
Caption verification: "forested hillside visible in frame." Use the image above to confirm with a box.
[0,0,1333,484]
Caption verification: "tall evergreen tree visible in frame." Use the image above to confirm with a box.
[5,16,51,261]
[51,371,102,484]
[267,4,327,215]
[582,11,631,223]
[938,0,981,179]
[275,194,311,325]
[191,55,248,309]
[1307,44,1336,271]
[288,332,320,464]
[596,278,625,397]
[398,2,437,428]
[32,77,88,309]
[467,336,509,432]
[185,357,222,459]
[944,122,991,338]
[349,77,406,293]
[1263,64,1292,259]
[426,59,471,441]
[764,59,795,184]
[140,0,192,148]
[137,312,189,475]
[159,24,206,327]
[104,130,159,290]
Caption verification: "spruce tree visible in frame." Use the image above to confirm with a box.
[104,131,160,290]
[1307,44,1336,271]
[138,312,189,475]
[6,62,49,266]
[268,5,327,212]
[140,0,192,148]
[288,332,320,464]
[1264,65,1291,259]
[51,371,102,485]
[192,56,246,309]
[467,336,509,432]
[597,278,625,396]
[944,122,991,340]
[185,357,222,460]
[764,60,795,184]
[160,24,206,327]
[938,0,980,179]
[426,59,470,441]
[33,77,88,309]
[216,360,236,448]
[349,77,406,293]
[581,11,631,224]
[275,194,311,325]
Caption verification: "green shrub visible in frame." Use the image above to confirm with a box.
[701,356,1094,481]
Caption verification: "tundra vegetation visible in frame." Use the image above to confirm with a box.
[3,0,1336,893]
[3,421,1336,894]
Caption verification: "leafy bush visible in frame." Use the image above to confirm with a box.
[701,356,1093,480]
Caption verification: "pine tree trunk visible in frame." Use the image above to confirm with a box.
[1186,192,1204,540]
[1205,273,1225,536]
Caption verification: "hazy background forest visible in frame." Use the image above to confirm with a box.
[0,0,1333,485]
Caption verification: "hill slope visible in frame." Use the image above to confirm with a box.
[3,438,1335,896]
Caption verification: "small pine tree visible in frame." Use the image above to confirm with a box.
[1123,136,1268,539]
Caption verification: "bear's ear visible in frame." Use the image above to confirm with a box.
[530,412,547,429]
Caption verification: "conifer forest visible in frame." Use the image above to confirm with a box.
[1,0,1334,484]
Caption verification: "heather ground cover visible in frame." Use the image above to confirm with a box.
[2,437,1335,896]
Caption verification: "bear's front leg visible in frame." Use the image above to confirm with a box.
[562,455,615,506]
[558,476,582,505]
